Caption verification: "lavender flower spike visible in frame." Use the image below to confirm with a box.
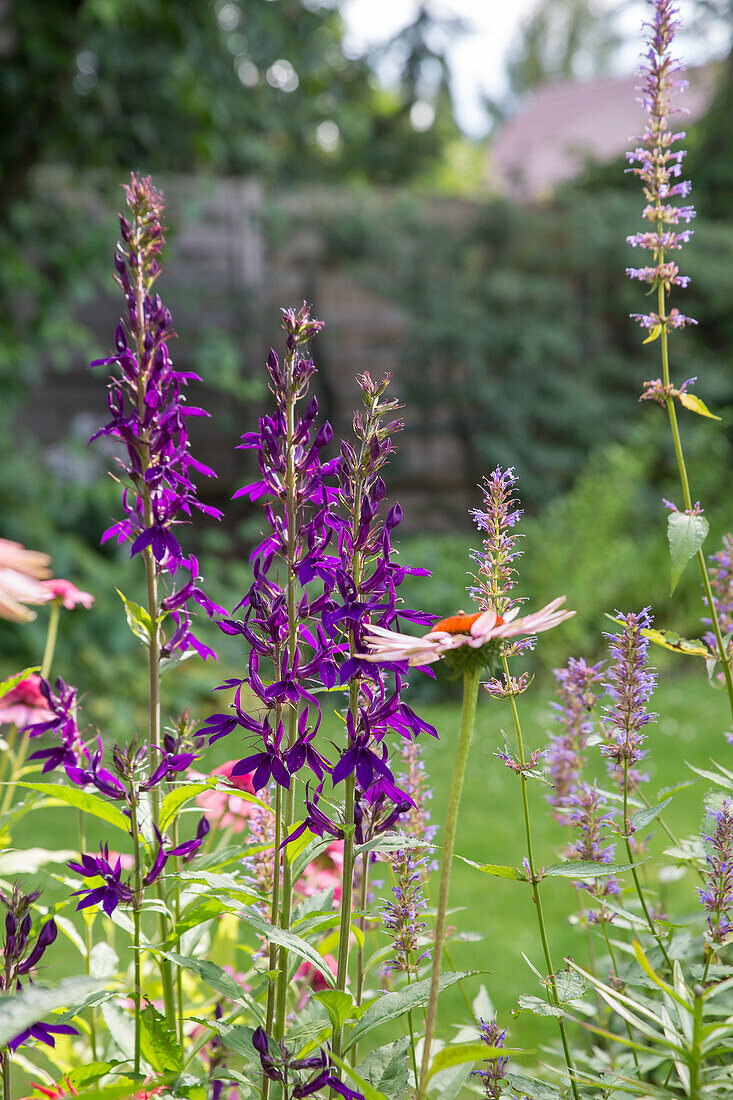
[626,0,697,333]
[699,799,733,947]
[601,609,657,796]
[546,657,604,821]
[470,467,523,618]
[472,1015,514,1100]
[382,845,430,975]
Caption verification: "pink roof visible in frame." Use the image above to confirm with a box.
[490,67,714,200]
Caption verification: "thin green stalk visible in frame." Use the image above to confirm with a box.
[417,666,480,1100]
[2,1051,9,1100]
[655,278,733,719]
[405,968,420,1091]
[600,920,639,1069]
[502,655,581,1100]
[78,808,98,1060]
[275,776,297,1038]
[171,817,184,1048]
[41,599,60,679]
[623,760,672,970]
[689,986,704,1100]
[130,798,144,1078]
[350,852,371,1068]
[333,772,356,1059]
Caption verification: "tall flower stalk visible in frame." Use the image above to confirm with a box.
[91,174,222,1029]
[627,0,733,715]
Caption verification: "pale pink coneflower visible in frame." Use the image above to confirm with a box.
[42,579,94,610]
[363,598,574,668]
[0,539,53,623]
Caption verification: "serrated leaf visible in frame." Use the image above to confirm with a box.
[667,512,709,594]
[160,781,216,830]
[18,783,130,834]
[0,976,106,1047]
[507,1073,561,1100]
[344,971,479,1052]
[642,627,709,658]
[516,994,563,1017]
[0,667,40,700]
[544,859,640,879]
[116,588,153,644]
[140,1003,181,1074]
[677,391,721,420]
[553,966,586,1004]
[631,797,672,833]
[354,834,427,857]
[0,847,76,875]
[427,1041,515,1082]
[358,1038,410,1099]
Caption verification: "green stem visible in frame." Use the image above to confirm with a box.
[78,808,98,1060]
[2,1050,9,1100]
[405,969,420,1092]
[502,656,580,1100]
[689,986,703,1100]
[623,760,672,970]
[130,798,144,1078]
[417,666,480,1100]
[41,599,61,679]
[600,919,638,1069]
[262,780,282,1100]
[656,279,733,719]
[275,777,296,1039]
[171,817,184,1049]
[354,851,370,1008]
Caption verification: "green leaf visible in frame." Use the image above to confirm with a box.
[0,667,39,700]
[516,994,563,1017]
[101,1000,134,1060]
[0,976,106,1047]
[344,971,479,1052]
[630,797,672,833]
[553,966,586,1004]
[159,648,198,675]
[667,512,709,594]
[157,950,265,1024]
[18,782,130,834]
[642,324,662,344]
[476,862,525,881]
[0,847,76,875]
[354,834,428,857]
[677,391,721,420]
[427,1041,515,1082]
[160,781,216,830]
[116,588,153,643]
[315,989,355,1033]
[327,1052,390,1100]
[543,859,640,879]
[642,627,710,658]
[140,1003,181,1074]
[507,1073,561,1100]
[357,1038,410,1099]
[240,910,336,987]
[65,1062,121,1090]
[166,896,233,944]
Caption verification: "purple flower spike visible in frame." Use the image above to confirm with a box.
[546,658,604,821]
[91,173,221,660]
[472,1015,511,1099]
[626,0,697,331]
[699,798,733,946]
[601,609,657,796]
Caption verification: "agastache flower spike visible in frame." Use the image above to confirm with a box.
[471,1015,513,1100]
[382,845,430,975]
[601,609,657,796]
[698,799,733,947]
[703,535,733,667]
[564,782,620,919]
[626,0,697,331]
[546,658,604,821]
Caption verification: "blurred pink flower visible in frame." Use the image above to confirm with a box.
[298,840,344,903]
[43,579,94,610]
[0,675,54,729]
[0,538,53,623]
[195,760,257,832]
[295,953,338,993]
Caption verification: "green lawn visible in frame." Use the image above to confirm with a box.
[8,661,729,1087]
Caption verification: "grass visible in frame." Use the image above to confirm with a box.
[6,657,729,1091]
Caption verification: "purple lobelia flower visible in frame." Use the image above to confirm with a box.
[471,1015,515,1100]
[26,677,91,775]
[601,609,657,806]
[698,799,733,947]
[68,844,135,916]
[251,1028,364,1099]
[546,658,605,821]
[0,884,78,1053]
[626,0,697,335]
[90,173,222,660]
